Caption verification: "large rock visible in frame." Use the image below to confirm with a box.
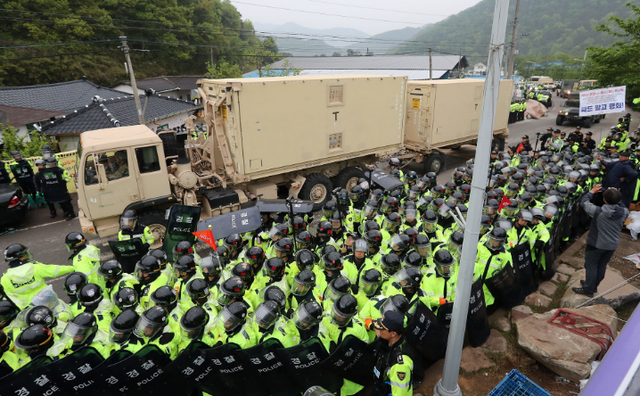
[482,329,508,356]
[524,292,552,308]
[560,267,640,309]
[561,256,585,269]
[516,305,618,381]
[460,346,494,373]
[538,281,558,297]
[492,317,512,332]
[556,264,576,276]
[551,272,569,284]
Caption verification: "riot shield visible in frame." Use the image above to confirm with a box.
[256,199,315,214]
[197,206,262,240]
[404,302,448,361]
[436,302,454,330]
[0,356,60,396]
[163,340,209,395]
[539,240,556,280]
[105,344,174,396]
[236,338,294,396]
[365,169,404,191]
[162,204,202,257]
[466,279,490,347]
[0,361,13,379]
[277,337,341,394]
[321,335,374,386]
[43,346,105,396]
[109,239,146,273]
[201,342,267,396]
[511,243,537,300]
[82,350,132,396]
[485,263,521,308]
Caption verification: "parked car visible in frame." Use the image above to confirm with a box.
[0,183,29,228]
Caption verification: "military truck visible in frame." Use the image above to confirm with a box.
[401,79,512,173]
[76,75,407,239]
[75,75,511,240]
[556,91,605,128]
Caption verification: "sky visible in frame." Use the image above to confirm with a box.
[229,0,485,36]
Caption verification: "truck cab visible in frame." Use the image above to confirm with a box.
[76,126,175,239]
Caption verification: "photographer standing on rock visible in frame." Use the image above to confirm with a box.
[572,185,628,298]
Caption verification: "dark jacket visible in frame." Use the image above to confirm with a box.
[602,160,638,207]
[581,192,628,250]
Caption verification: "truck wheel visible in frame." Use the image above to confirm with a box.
[299,174,333,211]
[140,210,168,249]
[583,117,592,128]
[423,153,445,175]
[594,116,601,124]
[555,115,564,126]
[334,167,365,192]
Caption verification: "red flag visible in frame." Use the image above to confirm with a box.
[193,230,217,251]
[498,196,512,213]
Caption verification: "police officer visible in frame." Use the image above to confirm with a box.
[0,330,20,372]
[118,209,155,249]
[1,243,74,309]
[14,325,55,361]
[5,150,36,203]
[204,301,256,348]
[40,156,74,220]
[135,255,169,310]
[371,311,416,396]
[173,255,204,311]
[252,300,300,347]
[177,306,209,351]
[65,232,101,285]
[122,306,180,359]
[48,312,112,359]
[98,260,138,302]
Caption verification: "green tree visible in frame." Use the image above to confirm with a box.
[206,61,243,79]
[261,59,301,77]
[332,52,342,57]
[1,125,52,160]
[588,2,640,110]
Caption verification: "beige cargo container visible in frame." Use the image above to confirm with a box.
[403,79,512,173]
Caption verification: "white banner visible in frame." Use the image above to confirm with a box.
[579,86,626,116]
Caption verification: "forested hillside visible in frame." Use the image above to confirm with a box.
[394,0,634,65]
[0,0,261,87]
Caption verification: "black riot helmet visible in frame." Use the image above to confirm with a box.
[331,294,358,327]
[295,249,317,271]
[120,209,138,230]
[322,251,343,272]
[213,246,230,267]
[147,249,169,270]
[364,230,383,248]
[360,268,383,297]
[292,301,323,331]
[218,301,248,333]
[263,257,286,280]
[113,287,138,311]
[363,219,381,233]
[274,237,293,258]
[64,271,88,298]
[63,312,98,346]
[4,243,32,265]
[404,251,423,268]
[224,233,243,252]
[325,276,351,303]
[433,249,454,277]
[98,260,123,281]
[0,330,10,353]
[24,305,57,329]
[78,283,104,307]
[295,231,314,250]
[135,255,162,283]
[379,295,410,317]
[380,253,401,275]
[290,216,308,234]
[486,227,507,251]
[64,232,87,253]
[150,286,178,311]
[187,278,211,305]
[323,200,337,218]
[254,301,280,331]
[15,325,54,356]
[218,277,245,306]
[172,240,195,261]
[174,255,197,275]
[110,309,140,344]
[180,306,209,339]
[231,262,254,286]
[202,253,223,282]
[292,269,316,296]
[134,306,168,339]
[392,267,423,294]
[245,246,266,268]
[315,221,333,239]
[0,300,19,328]
[263,285,287,312]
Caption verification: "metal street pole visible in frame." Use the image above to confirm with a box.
[120,36,145,125]
[506,0,521,79]
[429,48,433,80]
[434,0,510,395]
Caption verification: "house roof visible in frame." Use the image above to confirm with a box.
[0,104,65,128]
[269,55,468,71]
[0,78,129,113]
[40,94,201,136]
[117,76,203,93]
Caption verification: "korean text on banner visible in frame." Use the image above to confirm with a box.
[579,86,626,117]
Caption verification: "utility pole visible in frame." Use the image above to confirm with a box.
[458,51,462,78]
[506,0,521,79]
[120,36,145,125]
[210,47,215,69]
[433,0,510,395]
[429,48,433,80]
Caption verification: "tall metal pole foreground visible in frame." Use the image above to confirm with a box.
[434,0,510,395]
[120,36,145,125]
[429,48,433,80]
[506,0,521,79]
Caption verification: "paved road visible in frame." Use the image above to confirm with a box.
[2,96,638,299]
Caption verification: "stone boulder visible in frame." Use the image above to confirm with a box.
[560,267,640,309]
[492,317,512,332]
[460,346,494,373]
[482,329,508,356]
[510,305,533,324]
[516,305,618,381]
[525,292,552,308]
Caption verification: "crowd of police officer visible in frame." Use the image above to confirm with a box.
[2,112,640,396]
[2,146,75,220]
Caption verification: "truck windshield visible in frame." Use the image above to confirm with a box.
[566,93,581,107]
